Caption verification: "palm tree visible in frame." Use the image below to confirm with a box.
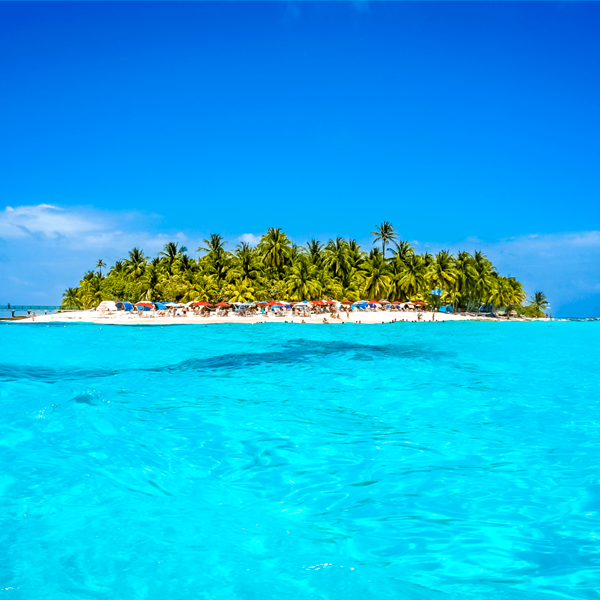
[231,242,261,281]
[530,291,550,312]
[198,234,230,281]
[109,260,125,276]
[323,237,350,281]
[225,278,256,303]
[395,254,428,299]
[286,257,321,300]
[95,259,106,277]
[198,234,226,256]
[471,254,495,304]
[508,278,526,305]
[79,276,104,308]
[124,248,147,280]
[487,277,514,309]
[306,239,324,267]
[160,242,188,275]
[389,240,414,262]
[258,228,292,275]
[177,254,197,278]
[360,249,392,299]
[140,264,164,301]
[61,287,81,309]
[429,250,457,294]
[346,239,365,271]
[371,221,397,258]
[181,274,220,303]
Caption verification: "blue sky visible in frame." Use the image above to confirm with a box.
[1,2,599,316]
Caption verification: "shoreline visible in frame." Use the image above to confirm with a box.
[10,310,544,326]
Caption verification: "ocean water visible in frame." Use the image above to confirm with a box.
[1,321,598,600]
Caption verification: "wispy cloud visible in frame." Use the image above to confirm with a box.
[0,204,190,254]
[238,233,262,246]
[0,204,198,304]
[421,231,600,316]
[0,204,102,240]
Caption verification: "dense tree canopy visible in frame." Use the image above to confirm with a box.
[62,223,546,315]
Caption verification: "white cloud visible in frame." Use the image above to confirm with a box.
[0,204,191,255]
[435,231,600,316]
[0,204,102,240]
[238,233,262,246]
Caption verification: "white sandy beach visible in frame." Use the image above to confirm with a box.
[14,309,525,326]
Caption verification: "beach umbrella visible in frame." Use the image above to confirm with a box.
[311,300,326,305]
[154,302,167,309]
[340,301,353,305]
[378,299,391,304]
[193,301,212,306]
[267,300,283,306]
[135,302,153,307]
[215,302,230,307]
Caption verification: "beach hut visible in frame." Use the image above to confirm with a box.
[97,301,118,312]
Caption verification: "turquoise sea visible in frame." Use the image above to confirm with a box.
[1,321,598,599]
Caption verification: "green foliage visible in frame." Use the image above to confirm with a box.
[63,227,534,311]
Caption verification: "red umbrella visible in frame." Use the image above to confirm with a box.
[311,300,325,305]
[392,301,402,304]
[324,300,336,304]
[267,300,284,306]
[135,302,153,307]
[215,302,230,307]
[193,301,212,306]
[341,301,353,305]
[368,300,381,304]
[413,301,428,306]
